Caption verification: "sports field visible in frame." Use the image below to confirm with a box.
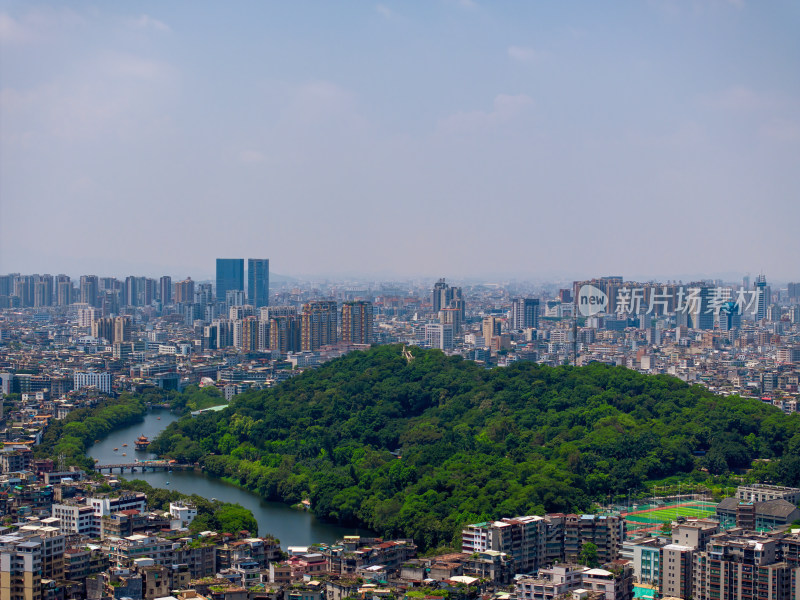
[622,500,717,530]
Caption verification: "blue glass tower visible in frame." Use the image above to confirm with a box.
[216,259,244,302]
[247,258,270,308]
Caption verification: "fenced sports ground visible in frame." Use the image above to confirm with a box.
[620,499,718,533]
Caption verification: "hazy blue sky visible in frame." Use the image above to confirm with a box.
[1,1,798,281]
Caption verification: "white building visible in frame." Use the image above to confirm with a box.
[169,501,197,528]
[51,503,97,536]
[88,492,147,516]
[73,371,113,394]
[425,323,454,351]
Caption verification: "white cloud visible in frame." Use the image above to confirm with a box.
[375,4,394,19]
[0,53,177,142]
[0,12,33,44]
[759,119,800,144]
[701,86,782,112]
[437,94,534,133]
[507,45,545,63]
[131,14,171,32]
[240,150,268,164]
[0,7,86,45]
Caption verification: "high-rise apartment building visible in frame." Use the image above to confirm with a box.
[114,316,132,343]
[660,544,694,599]
[511,298,540,330]
[175,277,195,304]
[13,275,35,307]
[301,300,338,351]
[56,275,72,306]
[432,278,464,319]
[33,274,53,307]
[719,301,742,331]
[425,323,454,350]
[270,315,301,353]
[159,276,172,305]
[0,274,12,298]
[74,372,113,394]
[216,259,244,302]
[693,534,790,600]
[563,513,626,564]
[432,279,448,314]
[261,305,297,321]
[123,276,155,307]
[203,319,234,350]
[240,316,260,352]
[247,259,270,308]
[439,306,463,335]
[755,274,770,322]
[80,275,99,307]
[92,317,115,343]
[0,526,65,600]
[462,514,624,575]
[341,301,373,344]
[482,316,502,347]
[686,284,715,330]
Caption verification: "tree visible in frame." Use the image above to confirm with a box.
[579,542,599,568]
[215,504,258,534]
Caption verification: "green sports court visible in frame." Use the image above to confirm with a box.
[622,500,717,532]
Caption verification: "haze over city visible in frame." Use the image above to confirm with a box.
[1,1,798,280]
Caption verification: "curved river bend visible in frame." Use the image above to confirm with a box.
[87,409,371,548]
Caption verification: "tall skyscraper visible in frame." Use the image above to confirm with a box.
[511,298,540,330]
[159,276,173,305]
[341,301,373,344]
[240,316,260,352]
[439,306,463,334]
[91,317,115,342]
[33,275,53,307]
[56,277,73,306]
[13,275,34,307]
[482,316,502,347]
[755,274,770,321]
[123,276,154,307]
[432,278,464,321]
[683,284,716,330]
[425,323,454,350]
[301,300,338,351]
[269,315,301,353]
[432,278,448,314]
[80,275,99,307]
[113,316,132,343]
[247,259,270,308]
[175,277,195,304]
[0,274,12,297]
[216,259,244,302]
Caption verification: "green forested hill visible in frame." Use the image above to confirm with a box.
[150,345,800,549]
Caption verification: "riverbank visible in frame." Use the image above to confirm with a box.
[87,408,373,547]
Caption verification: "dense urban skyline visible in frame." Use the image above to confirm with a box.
[2,2,799,278]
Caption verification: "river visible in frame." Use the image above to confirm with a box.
[87,408,372,548]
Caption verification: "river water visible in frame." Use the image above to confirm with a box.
[87,408,372,547]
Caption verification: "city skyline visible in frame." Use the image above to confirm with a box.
[1,2,799,278]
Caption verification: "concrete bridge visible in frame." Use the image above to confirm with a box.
[93,461,198,473]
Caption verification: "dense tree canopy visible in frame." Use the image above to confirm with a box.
[121,479,258,535]
[150,345,800,549]
[36,395,148,470]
